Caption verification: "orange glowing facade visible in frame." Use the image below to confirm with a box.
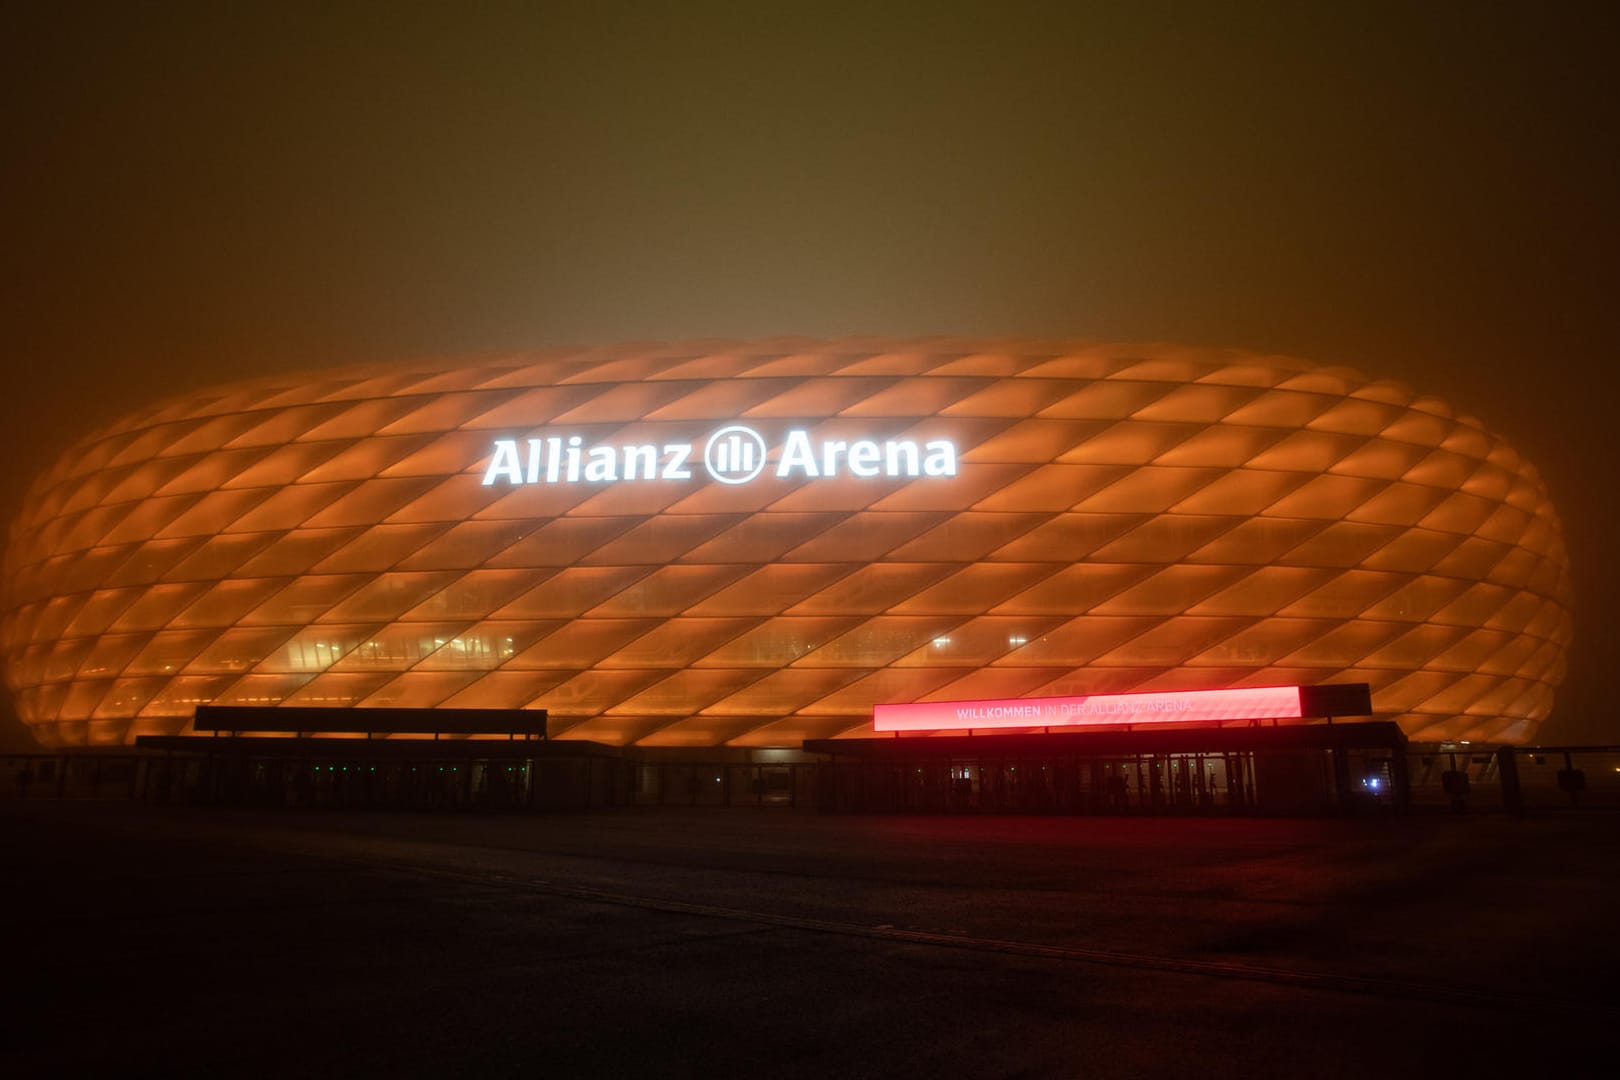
[0,339,1572,748]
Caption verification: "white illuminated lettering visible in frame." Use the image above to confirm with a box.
[487,428,959,487]
[885,440,920,476]
[482,440,524,486]
[565,436,583,482]
[584,446,617,482]
[821,440,847,476]
[847,440,880,477]
[525,438,542,484]
[545,437,562,483]
[777,430,819,477]
[662,443,692,479]
[623,444,657,480]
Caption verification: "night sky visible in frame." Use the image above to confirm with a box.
[3,3,1616,746]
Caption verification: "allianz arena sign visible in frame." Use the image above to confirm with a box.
[481,426,960,487]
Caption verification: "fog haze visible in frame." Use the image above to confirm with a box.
[3,2,1615,746]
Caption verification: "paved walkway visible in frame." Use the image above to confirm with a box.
[4,803,1616,1077]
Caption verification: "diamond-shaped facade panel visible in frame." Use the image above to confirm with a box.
[1,339,1573,747]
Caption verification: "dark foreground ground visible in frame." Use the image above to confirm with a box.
[3,802,1617,1078]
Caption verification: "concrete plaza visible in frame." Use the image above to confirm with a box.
[4,801,1615,1077]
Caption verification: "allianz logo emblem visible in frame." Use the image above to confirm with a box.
[481,425,958,486]
[703,425,767,485]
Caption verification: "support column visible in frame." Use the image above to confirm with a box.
[1497,747,1523,815]
[1331,743,1352,815]
[1388,745,1412,812]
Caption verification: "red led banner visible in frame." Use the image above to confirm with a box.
[873,686,1308,733]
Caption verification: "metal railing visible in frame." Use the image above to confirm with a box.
[1405,745,1620,813]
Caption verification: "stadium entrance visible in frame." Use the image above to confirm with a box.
[805,722,1410,815]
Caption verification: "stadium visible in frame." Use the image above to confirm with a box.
[0,339,1572,772]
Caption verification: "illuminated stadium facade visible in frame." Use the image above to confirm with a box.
[0,339,1572,750]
